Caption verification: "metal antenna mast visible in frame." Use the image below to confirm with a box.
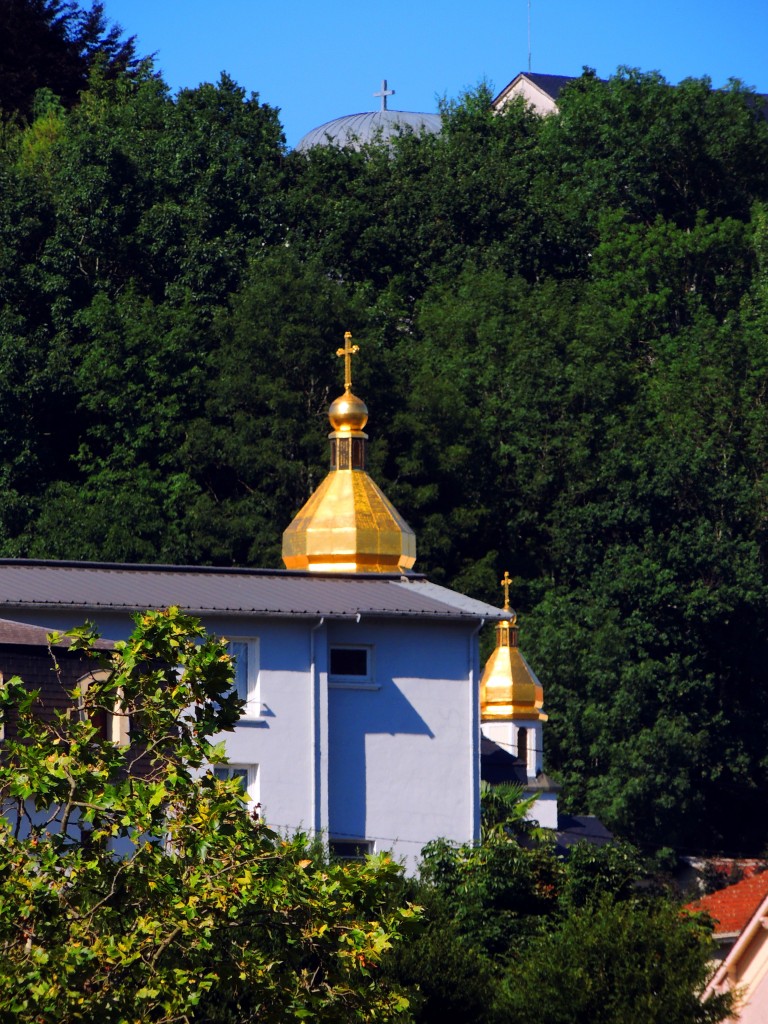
[528,0,532,73]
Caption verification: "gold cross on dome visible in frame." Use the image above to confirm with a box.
[500,571,513,612]
[336,331,360,391]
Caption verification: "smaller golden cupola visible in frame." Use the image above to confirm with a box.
[282,332,416,573]
[480,572,547,722]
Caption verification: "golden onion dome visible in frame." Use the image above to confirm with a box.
[282,330,416,574]
[328,388,368,432]
[480,573,547,722]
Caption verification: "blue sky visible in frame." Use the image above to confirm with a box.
[103,0,768,150]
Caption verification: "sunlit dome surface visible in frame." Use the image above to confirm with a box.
[296,109,442,152]
[296,81,442,152]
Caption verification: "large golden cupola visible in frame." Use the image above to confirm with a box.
[282,332,416,573]
[480,572,547,723]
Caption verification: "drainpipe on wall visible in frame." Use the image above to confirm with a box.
[469,618,485,845]
[310,616,325,835]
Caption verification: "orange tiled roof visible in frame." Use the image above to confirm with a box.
[687,871,768,935]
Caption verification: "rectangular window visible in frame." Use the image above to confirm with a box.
[213,763,259,805]
[228,639,260,717]
[329,645,375,687]
[78,671,129,745]
[329,838,374,860]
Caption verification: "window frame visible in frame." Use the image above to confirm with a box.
[227,637,261,718]
[212,762,259,804]
[329,838,374,860]
[328,644,377,689]
[77,669,130,746]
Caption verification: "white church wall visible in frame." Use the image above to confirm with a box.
[528,791,559,829]
[6,607,482,871]
[481,719,543,777]
[326,618,480,871]
[219,616,317,838]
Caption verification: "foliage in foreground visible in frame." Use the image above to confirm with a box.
[385,788,732,1024]
[0,609,416,1023]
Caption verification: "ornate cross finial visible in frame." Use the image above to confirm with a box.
[336,331,360,391]
[500,571,513,612]
[373,79,395,111]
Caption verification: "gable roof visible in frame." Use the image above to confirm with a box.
[522,73,577,100]
[554,813,614,853]
[703,888,768,1011]
[687,871,768,937]
[0,560,507,623]
[492,71,581,109]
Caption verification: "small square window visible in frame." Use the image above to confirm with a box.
[329,646,375,687]
[329,839,374,860]
[330,647,368,677]
[212,763,259,804]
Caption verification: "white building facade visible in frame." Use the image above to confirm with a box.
[0,563,501,871]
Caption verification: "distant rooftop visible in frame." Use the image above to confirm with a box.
[687,871,768,937]
[492,70,768,118]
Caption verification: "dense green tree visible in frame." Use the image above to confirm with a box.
[385,788,729,1024]
[0,0,140,120]
[181,248,365,565]
[0,609,416,1022]
[498,895,730,1024]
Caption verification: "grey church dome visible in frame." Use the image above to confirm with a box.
[296,110,442,152]
[296,80,442,152]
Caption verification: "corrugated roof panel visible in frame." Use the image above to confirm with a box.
[395,579,503,619]
[0,562,506,621]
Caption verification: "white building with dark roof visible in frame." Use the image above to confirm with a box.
[0,561,501,869]
[0,333,506,870]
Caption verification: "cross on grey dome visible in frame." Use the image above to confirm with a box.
[373,79,395,111]
[296,80,442,152]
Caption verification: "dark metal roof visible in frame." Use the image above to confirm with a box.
[296,110,442,152]
[0,616,113,649]
[492,71,580,106]
[480,736,528,785]
[0,560,506,622]
[554,813,614,852]
[525,72,578,99]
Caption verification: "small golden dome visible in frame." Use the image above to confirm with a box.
[479,573,547,722]
[328,389,369,433]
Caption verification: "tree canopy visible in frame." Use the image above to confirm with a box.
[384,786,732,1024]
[0,608,416,1022]
[0,0,141,121]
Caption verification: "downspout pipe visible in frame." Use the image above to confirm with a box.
[469,618,485,845]
[310,616,325,835]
